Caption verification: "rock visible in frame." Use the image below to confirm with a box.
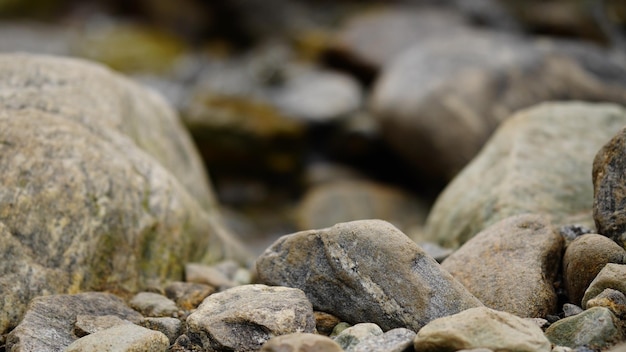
[185,263,238,290]
[130,292,179,318]
[423,102,626,249]
[6,292,143,351]
[559,224,594,246]
[314,312,341,336]
[563,304,584,318]
[418,242,455,263]
[545,307,624,350]
[441,214,563,317]
[330,323,351,338]
[413,306,552,352]
[140,317,183,345]
[296,179,429,234]
[0,53,247,338]
[350,328,416,352]
[372,30,626,182]
[582,264,626,309]
[592,126,626,246]
[185,284,315,351]
[260,333,343,352]
[256,220,482,332]
[74,315,133,337]
[586,288,626,318]
[164,281,216,311]
[64,324,170,352]
[609,342,626,352]
[333,323,383,351]
[562,234,626,305]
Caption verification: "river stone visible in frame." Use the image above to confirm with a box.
[185,284,316,352]
[64,324,170,352]
[413,306,551,352]
[586,288,626,319]
[129,292,179,318]
[372,28,626,181]
[74,315,133,337]
[545,307,624,350]
[442,214,563,318]
[423,102,626,249]
[582,264,626,309]
[164,281,216,311]
[333,323,383,351]
[6,292,143,352]
[351,328,416,352]
[140,317,183,345]
[0,54,247,339]
[260,333,343,352]
[563,234,626,305]
[314,312,341,336]
[256,220,483,332]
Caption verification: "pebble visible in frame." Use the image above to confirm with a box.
[74,315,133,337]
[582,263,626,309]
[586,288,626,318]
[129,292,179,318]
[350,328,416,352]
[64,324,170,352]
[260,332,343,352]
[333,323,383,351]
[545,307,624,350]
[163,281,216,311]
[185,262,238,290]
[563,304,584,318]
[140,317,183,345]
[313,311,341,336]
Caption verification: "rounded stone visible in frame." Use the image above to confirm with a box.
[260,333,342,352]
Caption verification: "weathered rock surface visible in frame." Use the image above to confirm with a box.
[64,324,170,352]
[350,328,416,352]
[333,323,383,351]
[372,28,626,181]
[586,288,626,318]
[185,284,316,352]
[6,292,143,351]
[260,333,343,352]
[582,264,626,309]
[563,234,626,305]
[256,220,482,332]
[442,214,563,317]
[413,306,552,352]
[164,281,216,311]
[129,292,179,318]
[0,53,247,338]
[424,102,626,249]
[545,307,624,350]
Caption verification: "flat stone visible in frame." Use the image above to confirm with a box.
[563,234,626,305]
[74,315,133,337]
[6,292,143,351]
[164,281,216,311]
[413,307,551,352]
[129,292,179,318]
[442,214,563,317]
[424,102,626,249]
[256,220,482,332]
[351,328,416,352]
[586,288,626,319]
[545,307,624,350]
[64,324,169,352]
[260,333,343,352]
[582,264,626,308]
[333,323,382,351]
[186,284,315,351]
[140,317,182,345]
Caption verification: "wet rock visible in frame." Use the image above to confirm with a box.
[74,315,133,337]
[130,292,179,318]
[582,264,626,309]
[164,281,216,311]
[350,328,416,352]
[65,324,169,352]
[296,179,429,234]
[6,292,143,351]
[545,307,624,350]
[256,220,482,332]
[424,102,626,249]
[563,234,626,305]
[140,317,183,345]
[372,30,626,181]
[260,333,343,352]
[442,214,563,317]
[333,323,383,351]
[586,288,626,319]
[413,306,551,352]
[186,284,315,352]
[314,311,341,336]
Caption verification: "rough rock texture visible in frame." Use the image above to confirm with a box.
[413,307,552,352]
[164,281,216,311]
[186,284,316,352]
[350,328,416,352]
[593,126,626,246]
[73,315,133,337]
[563,234,626,305]
[140,317,183,345]
[0,54,247,338]
[442,214,563,318]
[582,264,626,309]
[6,292,143,352]
[333,323,383,351]
[424,102,626,249]
[64,324,170,352]
[129,292,179,318]
[256,220,483,332]
[372,29,626,181]
[260,333,343,352]
[586,288,626,318]
[545,307,624,350]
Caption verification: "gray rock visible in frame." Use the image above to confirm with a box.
[140,317,183,345]
[6,292,143,352]
[423,102,626,249]
[413,306,552,352]
[545,307,624,350]
[260,333,343,352]
[74,315,133,337]
[559,224,594,246]
[442,214,563,317]
[186,284,315,352]
[586,288,626,319]
[351,328,416,352]
[563,234,626,305]
[563,304,584,318]
[582,264,626,309]
[64,324,169,352]
[0,54,247,337]
[256,220,482,332]
[333,323,383,351]
[164,281,216,311]
[129,292,179,318]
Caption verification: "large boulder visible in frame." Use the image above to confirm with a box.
[0,54,247,339]
[423,102,626,249]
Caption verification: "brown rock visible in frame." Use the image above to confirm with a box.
[314,311,341,336]
[164,281,216,311]
[586,288,626,319]
[260,333,342,352]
